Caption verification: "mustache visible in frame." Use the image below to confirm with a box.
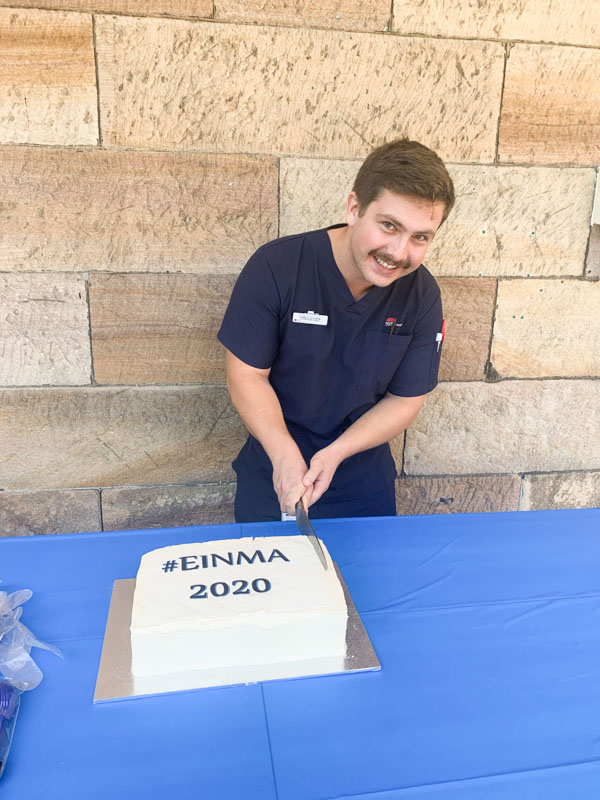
[371,250,410,270]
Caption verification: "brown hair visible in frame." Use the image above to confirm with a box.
[352,139,455,223]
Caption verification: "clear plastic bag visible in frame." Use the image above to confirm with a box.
[0,589,62,691]
[0,587,62,779]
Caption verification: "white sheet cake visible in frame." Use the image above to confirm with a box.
[130,535,347,677]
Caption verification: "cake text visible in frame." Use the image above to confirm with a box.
[190,578,272,599]
[161,548,289,573]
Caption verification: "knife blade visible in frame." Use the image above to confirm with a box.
[295,501,328,570]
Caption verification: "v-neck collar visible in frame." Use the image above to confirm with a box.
[321,224,388,314]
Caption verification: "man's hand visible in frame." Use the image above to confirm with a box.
[301,393,427,508]
[301,446,342,507]
[272,451,312,516]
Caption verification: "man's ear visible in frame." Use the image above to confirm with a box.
[346,191,361,226]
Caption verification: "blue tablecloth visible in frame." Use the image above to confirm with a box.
[2,508,600,798]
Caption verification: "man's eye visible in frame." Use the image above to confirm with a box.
[382,221,394,230]
[414,235,428,242]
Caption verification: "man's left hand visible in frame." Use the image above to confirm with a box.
[301,446,341,507]
[300,393,426,509]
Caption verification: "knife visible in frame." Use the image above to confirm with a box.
[295,501,328,571]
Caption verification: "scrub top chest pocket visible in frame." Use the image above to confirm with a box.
[358,330,413,392]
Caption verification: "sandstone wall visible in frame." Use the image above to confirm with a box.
[0,1,598,535]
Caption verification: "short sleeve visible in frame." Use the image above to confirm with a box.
[217,248,282,369]
[387,289,443,397]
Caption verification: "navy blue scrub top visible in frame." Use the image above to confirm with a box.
[218,225,443,491]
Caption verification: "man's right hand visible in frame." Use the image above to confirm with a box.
[272,452,313,517]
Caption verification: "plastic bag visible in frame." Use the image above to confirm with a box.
[0,588,62,691]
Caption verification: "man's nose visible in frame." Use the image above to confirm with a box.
[390,235,410,263]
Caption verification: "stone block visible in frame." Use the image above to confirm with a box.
[395,474,521,515]
[521,471,600,511]
[0,274,91,386]
[0,386,246,490]
[491,279,600,378]
[215,0,389,32]
[90,273,234,384]
[431,166,595,277]
[499,44,600,166]
[0,8,97,145]
[0,147,277,272]
[404,380,600,475]
[280,158,357,236]
[280,159,595,276]
[96,15,504,161]
[392,0,600,48]
[102,482,236,530]
[437,278,495,381]
[0,489,101,536]
[4,1,212,16]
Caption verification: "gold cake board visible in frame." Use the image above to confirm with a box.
[93,563,380,703]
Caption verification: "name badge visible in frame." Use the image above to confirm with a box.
[292,311,328,326]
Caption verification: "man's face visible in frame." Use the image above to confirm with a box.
[344,189,446,292]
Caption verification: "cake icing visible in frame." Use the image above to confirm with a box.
[130,535,347,677]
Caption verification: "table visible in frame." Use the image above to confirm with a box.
[2,508,600,798]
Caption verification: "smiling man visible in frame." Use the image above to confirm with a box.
[218,139,455,522]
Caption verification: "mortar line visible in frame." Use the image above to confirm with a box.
[276,157,281,239]
[91,15,103,149]
[0,140,596,172]
[83,272,97,385]
[495,41,510,164]
[9,6,600,50]
[0,375,598,391]
[484,277,501,380]
[98,487,105,531]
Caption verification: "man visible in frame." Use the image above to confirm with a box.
[218,139,455,522]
